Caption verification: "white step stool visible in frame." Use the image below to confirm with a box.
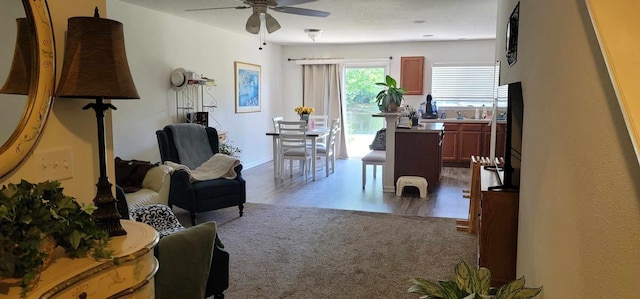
[396,176,428,198]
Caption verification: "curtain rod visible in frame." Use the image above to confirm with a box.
[288,57,393,65]
[287,56,392,61]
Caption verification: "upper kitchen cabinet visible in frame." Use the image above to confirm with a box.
[400,56,424,95]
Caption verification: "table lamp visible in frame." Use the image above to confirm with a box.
[56,8,139,236]
[0,18,32,95]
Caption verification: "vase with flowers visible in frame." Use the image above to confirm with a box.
[294,106,315,123]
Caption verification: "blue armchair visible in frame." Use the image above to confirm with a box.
[156,124,246,225]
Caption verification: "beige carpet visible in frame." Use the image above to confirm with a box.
[176,203,478,299]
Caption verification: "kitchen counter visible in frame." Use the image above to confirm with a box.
[419,118,506,124]
[397,122,444,132]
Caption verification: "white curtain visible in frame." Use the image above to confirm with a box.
[303,64,348,159]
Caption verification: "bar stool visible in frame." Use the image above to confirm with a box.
[361,150,385,188]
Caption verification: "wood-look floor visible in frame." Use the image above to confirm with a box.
[242,158,471,219]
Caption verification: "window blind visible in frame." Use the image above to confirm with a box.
[432,65,507,103]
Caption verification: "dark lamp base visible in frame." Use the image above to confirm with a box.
[93,177,127,236]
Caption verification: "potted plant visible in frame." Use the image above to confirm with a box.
[0,180,113,298]
[408,260,542,299]
[375,75,406,112]
[219,142,242,158]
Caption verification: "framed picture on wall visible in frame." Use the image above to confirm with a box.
[234,61,261,113]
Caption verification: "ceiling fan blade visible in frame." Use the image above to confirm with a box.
[245,13,261,34]
[270,6,330,17]
[185,6,250,12]
[275,0,317,6]
[264,13,281,33]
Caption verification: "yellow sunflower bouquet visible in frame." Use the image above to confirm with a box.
[294,106,315,115]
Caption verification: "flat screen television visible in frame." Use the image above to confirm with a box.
[490,81,523,191]
[503,81,524,189]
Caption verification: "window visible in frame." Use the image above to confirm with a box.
[431,64,507,106]
[342,64,386,157]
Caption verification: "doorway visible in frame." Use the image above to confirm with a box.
[343,65,386,157]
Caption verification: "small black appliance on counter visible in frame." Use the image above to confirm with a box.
[422,94,438,119]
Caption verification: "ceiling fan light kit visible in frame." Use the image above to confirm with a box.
[265,14,281,33]
[186,0,330,36]
[246,13,261,34]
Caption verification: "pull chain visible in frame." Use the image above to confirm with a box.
[259,14,267,50]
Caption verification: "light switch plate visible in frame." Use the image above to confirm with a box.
[33,147,74,182]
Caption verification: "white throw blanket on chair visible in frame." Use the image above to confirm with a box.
[165,154,240,181]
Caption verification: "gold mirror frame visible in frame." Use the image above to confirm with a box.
[0,0,55,178]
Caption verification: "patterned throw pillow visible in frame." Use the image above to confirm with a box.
[129,204,185,238]
[369,128,386,151]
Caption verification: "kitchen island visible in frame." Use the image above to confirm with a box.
[394,122,444,193]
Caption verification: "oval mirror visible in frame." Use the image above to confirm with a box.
[0,0,55,178]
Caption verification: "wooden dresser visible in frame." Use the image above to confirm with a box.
[477,168,519,287]
[0,220,159,299]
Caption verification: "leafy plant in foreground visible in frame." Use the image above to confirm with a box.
[408,260,542,299]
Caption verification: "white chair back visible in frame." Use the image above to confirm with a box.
[278,121,311,180]
[278,121,307,151]
[308,115,329,128]
[272,116,284,132]
[316,118,341,177]
[327,118,340,154]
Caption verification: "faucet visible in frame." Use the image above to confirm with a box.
[456,110,463,119]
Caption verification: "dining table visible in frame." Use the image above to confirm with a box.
[266,127,329,181]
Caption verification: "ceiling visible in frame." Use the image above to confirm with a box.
[118,0,499,45]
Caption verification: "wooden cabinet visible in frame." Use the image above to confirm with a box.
[400,56,424,95]
[442,124,459,162]
[1,221,159,299]
[394,124,443,192]
[479,189,519,287]
[459,124,483,164]
[443,122,506,167]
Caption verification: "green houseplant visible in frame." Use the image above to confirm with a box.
[219,142,242,158]
[0,180,113,297]
[375,75,407,112]
[408,260,542,299]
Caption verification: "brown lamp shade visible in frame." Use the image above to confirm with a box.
[56,15,139,99]
[0,18,33,95]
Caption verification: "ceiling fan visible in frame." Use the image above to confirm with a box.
[185,0,330,34]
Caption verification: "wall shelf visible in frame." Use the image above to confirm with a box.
[175,82,221,130]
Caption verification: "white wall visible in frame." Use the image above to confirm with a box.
[107,1,283,169]
[281,40,496,119]
[497,0,640,297]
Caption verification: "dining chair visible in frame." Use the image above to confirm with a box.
[272,116,284,177]
[278,121,312,181]
[308,114,329,145]
[308,115,328,129]
[316,118,340,177]
[272,116,283,132]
